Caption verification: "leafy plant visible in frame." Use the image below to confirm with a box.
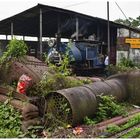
[121,113,140,130]
[121,127,140,138]
[0,101,23,138]
[0,39,28,83]
[27,72,89,96]
[45,39,74,76]
[118,57,134,68]
[0,100,45,138]
[108,57,139,75]
[84,95,126,126]
[114,16,140,29]
[58,40,75,76]
[105,113,140,137]
[84,116,96,125]
[0,38,28,64]
[19,125,43,138]
[106,124,121,134]
[95,95,126,122]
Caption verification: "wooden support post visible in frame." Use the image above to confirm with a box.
[39,8,43,59]
[76,17,79,41]
[107,1,110,64]
[23,36,25,41]
[11,22,14,40]
[6,35,8,40]
[56,15,61,51]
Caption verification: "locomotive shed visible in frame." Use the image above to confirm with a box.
[0,3,140,65]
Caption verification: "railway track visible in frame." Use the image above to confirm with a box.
[109,123,140,138]
[96,110,140,138]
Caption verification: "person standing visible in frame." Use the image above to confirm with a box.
[104,55,109,77]
[104,55,109,66]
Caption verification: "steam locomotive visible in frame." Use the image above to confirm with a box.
[47,38,105,71]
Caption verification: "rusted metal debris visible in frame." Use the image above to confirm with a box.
[45,70,140,126]
[45,75,126,126]
[96,109,140,128]
[1,56,48,84]
[1,56,140,132]
[97,110,140,131]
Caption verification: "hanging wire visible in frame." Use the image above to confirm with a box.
[115,2,128,20]
[63,1,88,8]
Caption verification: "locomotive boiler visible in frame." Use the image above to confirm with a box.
[47,39,105,71]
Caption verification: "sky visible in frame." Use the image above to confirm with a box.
[0,0,140,22]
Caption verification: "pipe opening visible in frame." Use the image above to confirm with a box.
[45,92,73,126]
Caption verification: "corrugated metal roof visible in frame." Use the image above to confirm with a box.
[0,3,139,37]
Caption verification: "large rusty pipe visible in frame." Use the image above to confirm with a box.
[0,56,48,84]
[47,71,140,125]
[46,87,97,125]
[46,70,140,125]
[124,71,140,105]
[46,73,129,125]
[107,70,140,104]
[83,78,127,102]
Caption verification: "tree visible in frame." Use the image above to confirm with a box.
[114,16,140,29]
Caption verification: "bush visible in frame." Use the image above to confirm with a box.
[0,38,28,64]
[27,72,89,96]
[84,95,127,125]
[118,57,134,67]
[108,61,139,75]
[96,95,126,122]
[0,101,22,138]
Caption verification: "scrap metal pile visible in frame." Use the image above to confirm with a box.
[45,71,140,126]
[0,55,140,131]
[0,55,48,84]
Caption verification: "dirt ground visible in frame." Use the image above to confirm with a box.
[47,124,99,138]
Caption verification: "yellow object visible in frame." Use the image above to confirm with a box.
[66,124,72,128]
[125,38,140,48]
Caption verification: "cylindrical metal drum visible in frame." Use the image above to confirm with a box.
[46,71,140,125]
[46,86,97,125]
[83,78,127,102]
[46,75,128,125]
[126,70,140,104]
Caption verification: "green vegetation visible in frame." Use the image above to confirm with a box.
[19,125,43,138]
[58,45,72,76]
[84,116,96,125]
[0,101,22,138]
[0,39,28,83]
[108,57,139,75]
[114,16,140,29]
[96,95,126,122]
[106,124,121,134]
[106,113,140,137]
[121,127,140,138]
[118,57,135,67]
[0,38,28,64]
[0,100,43,138]
[84,95,126,125]
[27,72,90,96]
[122,113,140,130]
[27,51,91,96]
